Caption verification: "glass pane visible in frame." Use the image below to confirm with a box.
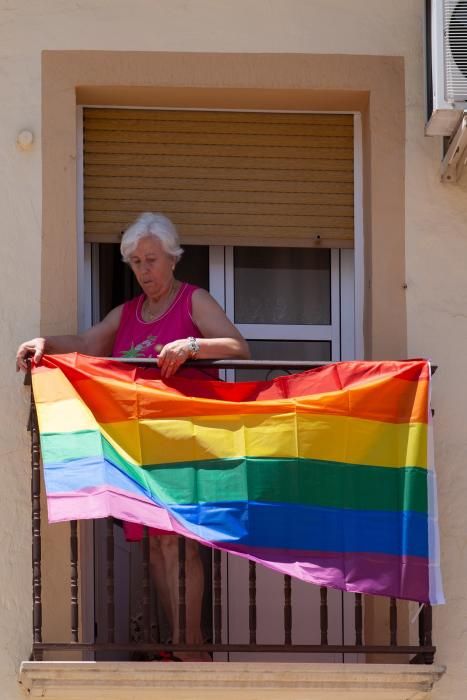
[98,243,209,319]
[176,245,210,291]
[236,339,331,382]
[234,247,331,325]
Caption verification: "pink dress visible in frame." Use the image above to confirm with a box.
[112,282,211,540]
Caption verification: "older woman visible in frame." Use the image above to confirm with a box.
[17,212,250,659]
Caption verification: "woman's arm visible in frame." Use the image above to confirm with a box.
[157,289,250,378]
[16,305,123,371]
[190,288,250,359]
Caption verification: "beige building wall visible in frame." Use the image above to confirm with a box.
[1,1,466,698]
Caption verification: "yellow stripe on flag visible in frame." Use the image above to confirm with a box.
[99,413,427,469]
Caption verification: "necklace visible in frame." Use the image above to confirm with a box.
[142,279,177,322]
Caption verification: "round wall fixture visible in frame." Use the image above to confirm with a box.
[17,130,34,150]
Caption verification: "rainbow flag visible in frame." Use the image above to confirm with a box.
[32,354,443,604]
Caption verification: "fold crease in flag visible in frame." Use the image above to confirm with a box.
[32,353,444,604]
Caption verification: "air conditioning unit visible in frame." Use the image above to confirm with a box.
[426,0,467,136]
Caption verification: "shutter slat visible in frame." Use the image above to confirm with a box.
[85,128,353,148]
[86,122,353,137]
[85,163,354,182]
[87,234,353,248]
[86,221,353,240]
[84,119,353,137]
[85,188,354,205]
[85,198,354,217]
[86,109,354,126]
[84,152,353,172]
[83,108,354,247]
[85,177,354,195]
[86,210,354,228]
[84,139,353,160]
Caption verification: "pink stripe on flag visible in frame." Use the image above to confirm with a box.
[46,486,188,536]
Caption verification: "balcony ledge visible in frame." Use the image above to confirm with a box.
[19,661,445,700]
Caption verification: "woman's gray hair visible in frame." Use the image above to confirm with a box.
[120,212,184,262]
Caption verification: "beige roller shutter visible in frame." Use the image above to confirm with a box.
[83,108,354,248]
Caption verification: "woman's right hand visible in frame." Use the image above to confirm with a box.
[16,337,46,372]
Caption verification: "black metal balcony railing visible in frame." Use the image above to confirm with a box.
[26,360,435,664]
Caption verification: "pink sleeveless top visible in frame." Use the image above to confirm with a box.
[113,282,215,379]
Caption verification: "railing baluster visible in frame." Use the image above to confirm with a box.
[389,597,397,646]
[249,561,257,645]
[320,587,328,645]
[106,519,115,643]
[142,527,151,643]
[70,521,79,643]
[417,603,434,663]
[355,593,363,646]
[284,575,292,645]
[424,604,432,646]
[30,391,43,660]
[178,537,186,644]
[213,549,222,644]
[423,604,434,663]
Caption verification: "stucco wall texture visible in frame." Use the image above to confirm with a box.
[2,1,467,698]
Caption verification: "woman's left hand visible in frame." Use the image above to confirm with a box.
[157,339,192,378]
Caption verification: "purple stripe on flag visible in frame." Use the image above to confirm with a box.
[228,544,430,602]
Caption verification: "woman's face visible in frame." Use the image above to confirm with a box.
[127,236,175,298]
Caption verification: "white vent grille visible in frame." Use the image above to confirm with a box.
[444,0,467,101]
